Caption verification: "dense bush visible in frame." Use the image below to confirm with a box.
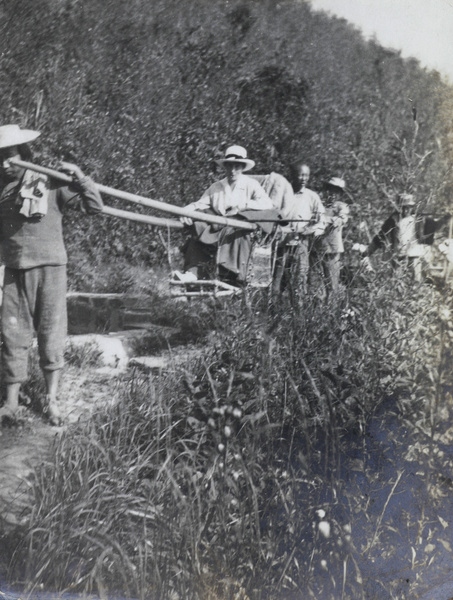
[0,0,451,281]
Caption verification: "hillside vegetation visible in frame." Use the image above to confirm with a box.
[0,0,452,280]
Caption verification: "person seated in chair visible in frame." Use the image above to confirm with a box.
[179,145,277,285]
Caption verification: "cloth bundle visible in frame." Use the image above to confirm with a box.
[18,170,49,219]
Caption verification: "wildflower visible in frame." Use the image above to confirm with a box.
[224,425,232,438]
[316,509,326,519]
[341,308,355,320]
[318,521,331,538]
[208,418,216,428]
[232,407,242,418]
[218,443,225,452]
[352,242,367,253]
[439,308,451,322]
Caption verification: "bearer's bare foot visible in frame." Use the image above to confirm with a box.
[0,404,26,425]
[40,395,64,426]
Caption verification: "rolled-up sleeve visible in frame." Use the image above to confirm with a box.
[246,179,274,210]
[77,176,104,214]
[184,194,211,213]
[58,176,103,214]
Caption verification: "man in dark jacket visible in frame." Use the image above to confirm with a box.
[0,124,104,424]
[362,193,450,281]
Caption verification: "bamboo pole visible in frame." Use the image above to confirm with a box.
[445,215,453,282]
[10,159,257,231]
[103,206,183,228]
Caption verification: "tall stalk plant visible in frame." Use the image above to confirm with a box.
[6,267,448,599]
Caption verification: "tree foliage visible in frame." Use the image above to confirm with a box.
[0,0,450,273]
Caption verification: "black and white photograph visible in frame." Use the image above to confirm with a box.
[0,1,453,598]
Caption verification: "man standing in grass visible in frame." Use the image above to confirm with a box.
[272,161,325,301]
[361,193,450,281]
[318,177,350,296]
[0,124,103,425]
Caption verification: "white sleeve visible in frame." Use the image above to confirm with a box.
[248,179,274,210]
[183,190,212,213]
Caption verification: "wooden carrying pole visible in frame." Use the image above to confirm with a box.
[103,205,183,229]
[445,215,453,282]
[10,159,257,232]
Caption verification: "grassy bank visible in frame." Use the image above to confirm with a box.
[3,266,451,600]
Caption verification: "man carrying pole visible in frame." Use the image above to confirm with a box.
[0,124,104,425]
[272,161,326,303]
[360,193,450,282]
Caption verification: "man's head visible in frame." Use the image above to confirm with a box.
[291,161,310,192]
[216,145,255,184]
[0,146,24,181]
[324,177,346,204]
[399,193,416,217]
[0,124,40,181]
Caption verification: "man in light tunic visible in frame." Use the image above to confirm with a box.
[272,162,325,300]
[318,177,350,295]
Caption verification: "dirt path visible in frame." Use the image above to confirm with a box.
[0,329,204,533]
[0,363,120,531]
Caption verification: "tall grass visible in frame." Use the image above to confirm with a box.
[6,265,450,600]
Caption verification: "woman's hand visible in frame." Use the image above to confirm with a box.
[180,215,194,226]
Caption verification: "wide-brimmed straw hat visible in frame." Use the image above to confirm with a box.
[215,145,255,172]
[399,193,416,207]
[0,124,41,149]
[326,177,346,191]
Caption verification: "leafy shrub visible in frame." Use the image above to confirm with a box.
[0,0,450,286]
